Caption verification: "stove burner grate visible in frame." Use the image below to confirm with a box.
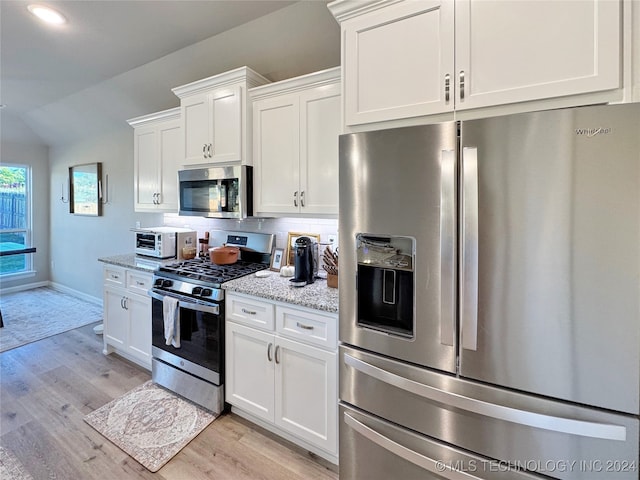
[157,258,268,284]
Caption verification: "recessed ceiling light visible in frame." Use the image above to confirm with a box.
[27,4,67,25]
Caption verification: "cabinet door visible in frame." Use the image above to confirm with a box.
[299,84,340,215]
[181,93,210,165]
[210,85,242,163]
[226,322,275,421]
[157,118,180,212]
[133,125,159,210]
[455,0,620,110]
[104,285,128,349]
[343,0,454,125]
[274,336,338,454]
[253,95,300,215]
[127,293,151,366]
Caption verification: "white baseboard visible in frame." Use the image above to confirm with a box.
[49,282,103,307]
[0,280,49,295]
[1,281,103,307]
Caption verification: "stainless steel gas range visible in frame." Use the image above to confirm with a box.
[149,230,274,414]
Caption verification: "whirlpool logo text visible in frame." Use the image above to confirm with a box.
[575,127,612,137]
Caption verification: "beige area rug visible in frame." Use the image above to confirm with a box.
[0,286,103,353]
[0,446,34,480]
[84,381,217,472]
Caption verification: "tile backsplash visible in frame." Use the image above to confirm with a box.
[161,214,338,250]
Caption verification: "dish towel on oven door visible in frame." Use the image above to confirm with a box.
[163,296,181,348]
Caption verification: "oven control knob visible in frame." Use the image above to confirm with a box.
[154,279,163,287]
[192,287,203,295]
[162,279,173,288]
[201,288,212,297]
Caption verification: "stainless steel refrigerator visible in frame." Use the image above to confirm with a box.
[338,103,640,479]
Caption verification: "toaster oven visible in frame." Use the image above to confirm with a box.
[135,227,197,259]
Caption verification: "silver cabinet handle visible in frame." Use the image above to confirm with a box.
[344,353,626,441]
[300,191,305,207]
[120,297,125,309]
[209,142,214,157]
[111,274,119,280]
[440,150,456,347]
[444,73,450,103]
[461,147,478,351]
[459,70,465,101]
[275,345,281,364]
[202,144,207,158]
[344,412,482,480]
[241,308,256,315]
[136,281,145,286]
[296,321,314,330]
[156,192,161,204]
[267,343,273,362]
[293,191,298,207]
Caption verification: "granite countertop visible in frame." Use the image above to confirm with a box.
[98,254,339,313]
[98,253,176,272]
[223,272,339,314]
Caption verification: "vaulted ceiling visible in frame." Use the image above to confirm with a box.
[1,0,339,146]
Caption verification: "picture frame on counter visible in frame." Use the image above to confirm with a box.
[285,232,321,266]
[271,248,285,272]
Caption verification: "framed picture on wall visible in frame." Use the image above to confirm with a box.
[285,232,321,266]
[271,248,285,271]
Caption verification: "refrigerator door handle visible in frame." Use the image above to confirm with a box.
[344,352,627,441]
[461,146,479,351]
[344,411,483,480]
[440,150,456,347]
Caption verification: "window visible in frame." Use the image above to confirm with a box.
[0,165,32,276]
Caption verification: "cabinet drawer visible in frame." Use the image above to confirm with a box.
[276,305,337,350]
[126,270,153,296]
[226,294,275,331]
[103,266,125,286]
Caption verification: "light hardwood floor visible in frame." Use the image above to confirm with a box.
[0,322,339,479]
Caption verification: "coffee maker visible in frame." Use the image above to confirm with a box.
[289,236,318,287]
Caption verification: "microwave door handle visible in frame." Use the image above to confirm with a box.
[461,147,479,351]
[440,149,456,347]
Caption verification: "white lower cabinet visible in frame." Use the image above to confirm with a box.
[225,293,338,463]
[102,266,152,369]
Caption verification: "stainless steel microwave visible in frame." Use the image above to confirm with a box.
[178,165,252,219]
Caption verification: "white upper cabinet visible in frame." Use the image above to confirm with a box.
[128,108,181,212]
[340,0,454,125]
[329,0,622,127]
[251,68,341,217]
[454,0,620,111]
[172,67,270,167]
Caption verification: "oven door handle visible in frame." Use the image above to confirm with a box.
[149,290,220,315]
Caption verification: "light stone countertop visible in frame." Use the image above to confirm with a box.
[98,253,339,313]
[223,272,339,313]
[98,253,176,273]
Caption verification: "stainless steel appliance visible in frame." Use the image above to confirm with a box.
[149,230,274,414]
[178,165,252,218]
[339,103,640,479]
[134,226,197,259]
[290,236,318,287]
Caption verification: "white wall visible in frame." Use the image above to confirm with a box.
[0,141,50,290]
[49,129,163,299]
[46,1,340,300]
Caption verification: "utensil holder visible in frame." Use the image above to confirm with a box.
[327,273,338,289]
